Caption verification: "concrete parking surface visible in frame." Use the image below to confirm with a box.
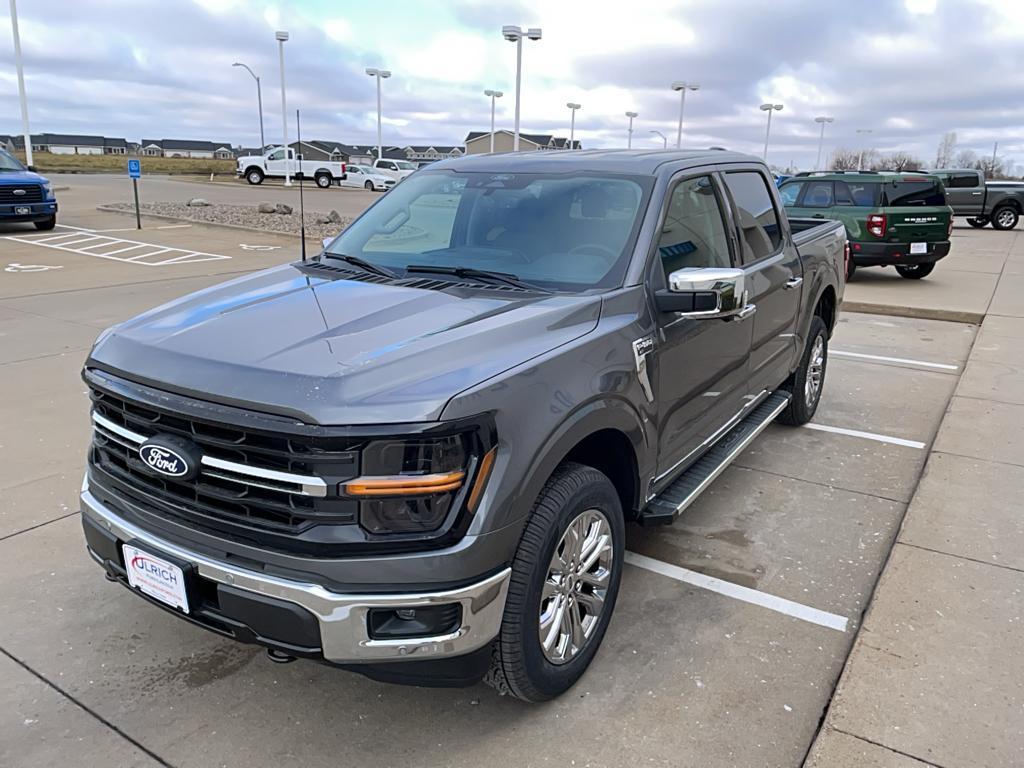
[0,181,1018,767]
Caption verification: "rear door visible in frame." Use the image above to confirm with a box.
[882,178,952,245]
[942,171,985,216]
[652,171,753,481]
[722,168,803,396]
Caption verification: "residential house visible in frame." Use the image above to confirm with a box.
[400,145,464,165]
[103,137,128,155]
[287,140,351,162]
[12,133,123,155]
[464,130,580,155]
[140,139,234,159]
[0,135,14,152]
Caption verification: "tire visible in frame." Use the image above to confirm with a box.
[246,168,264,185]
[967,217,988,228]
[33,215,56,231]
[364,181,374,191]
[485,462,624,702]
[778,315,828,426]
[896,262,935,279]
[314,172,331,189]
[845,257,856,282]
[991,206,1019,231]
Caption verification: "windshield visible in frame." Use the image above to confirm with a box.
[0,149,26,172]
[394,161,416,170]
[324,170,651,291]
[882,179,945,206]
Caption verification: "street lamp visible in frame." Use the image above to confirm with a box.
[671,81,699,149]
[365,67,392,161]
[650,130,667,148]
[856,128,873,170]
[759,103,783,161]
[502,25,542,151]
[566,102,581,150]
[275,30,290,186]
[625,112,638,148]
[233,62,265,150]
[814,116,834,171]
[9,0,32,166]
[484,89,503,153]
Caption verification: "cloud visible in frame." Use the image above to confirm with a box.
[0,0,1019,171]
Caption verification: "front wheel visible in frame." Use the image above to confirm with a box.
[896,262,935,279]
[967,217,988,228]
[364,181,374,191]
[778,315,828,426]
[486,462,624,702]
[33,215,57,231]
[991,206,1019,231]
[246,168,264,185]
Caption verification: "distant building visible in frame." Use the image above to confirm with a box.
[464,130,580,155]
[9,133,129,155]
[140,139,233,159]
[400,145,464,165]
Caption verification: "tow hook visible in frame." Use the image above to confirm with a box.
[266,648,297,664]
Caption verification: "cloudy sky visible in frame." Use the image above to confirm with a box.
[1,0,1021,170]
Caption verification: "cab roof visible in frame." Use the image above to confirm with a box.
[790,171,941,182]
[427,148,759,177]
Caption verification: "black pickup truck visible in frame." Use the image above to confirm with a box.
[931,168,1024,230]
[80,149,846,701]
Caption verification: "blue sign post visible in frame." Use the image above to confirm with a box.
[127,159,142,229]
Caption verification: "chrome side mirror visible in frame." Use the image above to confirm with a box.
[656,267,746,317]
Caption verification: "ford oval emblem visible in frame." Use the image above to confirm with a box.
[139,438,196,479]
[13,189,26,196]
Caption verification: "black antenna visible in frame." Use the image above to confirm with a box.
[296,108,307,262]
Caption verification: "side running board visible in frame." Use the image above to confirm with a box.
[639,391,791,527]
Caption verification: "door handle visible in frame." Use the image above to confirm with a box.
[971,192,983,196]
[731,304,757,322]
[783,276,804,290]
[812,214,825,218]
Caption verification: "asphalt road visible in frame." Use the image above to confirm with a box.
[0,195,998,768]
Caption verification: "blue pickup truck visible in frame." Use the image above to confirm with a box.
[0,147,58,230]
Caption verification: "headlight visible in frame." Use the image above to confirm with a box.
[343,431,496,534]
[42,183,53,198]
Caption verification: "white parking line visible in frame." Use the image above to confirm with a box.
[625,551,848,632]
[3,230,231,266]
[803,423,926,449]
[831,349,959,371]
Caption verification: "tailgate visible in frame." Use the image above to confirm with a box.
[887,209,951,243]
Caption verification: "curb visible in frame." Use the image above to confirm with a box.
[842,300,983,325]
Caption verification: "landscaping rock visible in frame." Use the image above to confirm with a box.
[314,215,333,224]
[274,203,293,215]
[328,209,344,224]
[257,202,276,214]
[186,198,210,207]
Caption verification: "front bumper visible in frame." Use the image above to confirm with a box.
[81,487,510,665]
[850,240,950,267]
[0,200,57,222]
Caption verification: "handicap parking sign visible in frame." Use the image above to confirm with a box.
[128,159,141,178]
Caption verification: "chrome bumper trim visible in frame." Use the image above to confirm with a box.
[81,487,510,663]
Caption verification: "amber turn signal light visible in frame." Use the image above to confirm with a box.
[343,471,466,497]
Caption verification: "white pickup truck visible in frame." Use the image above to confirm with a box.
[371,158,417,181]
[236,147,346,188]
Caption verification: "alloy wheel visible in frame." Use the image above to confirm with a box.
[538,509,613,665]
[805,334,825,407]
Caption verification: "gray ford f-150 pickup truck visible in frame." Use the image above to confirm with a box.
[80,149,846,701]
[931,168,1024,230]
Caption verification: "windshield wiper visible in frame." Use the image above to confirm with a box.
[323,252,398,279]
[405,265,550,292]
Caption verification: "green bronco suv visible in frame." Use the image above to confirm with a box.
[778,172,952,280]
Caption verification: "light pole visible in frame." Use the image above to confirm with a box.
[566,102,581,149]
[275,30,290,186]
[365,68,392,160]
[814,116,834,171]
[856,128,873,170]
[760,103,783,161]
[625,112,638,149]
[502,25,542,151]
[233,62,265,150]
[650,130,667,148]
[671,81,699,149]
[9,0,32,166]
[484,89,503,153]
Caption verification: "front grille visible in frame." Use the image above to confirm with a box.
[0,185,43,203]
[88,380,366,552]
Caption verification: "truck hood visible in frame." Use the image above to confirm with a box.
[0,169,49,186]
[88,263,601,425]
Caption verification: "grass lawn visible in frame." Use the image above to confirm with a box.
[13,151,236,176]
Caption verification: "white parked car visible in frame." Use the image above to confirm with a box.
[341,165,396,192]
[372,158,418,181]
[236,147,346,188]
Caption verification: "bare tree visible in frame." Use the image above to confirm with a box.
[886,151,924,171]
[935,131,957,167]
[829,148,860,171]
[955,148,978,168]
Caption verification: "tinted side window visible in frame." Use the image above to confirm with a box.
[724,171,783,262]
[802,181,834,208]
[883,180,945,206]
[657,175,732,275]
[949,172,980,188]
[778,182,803,207]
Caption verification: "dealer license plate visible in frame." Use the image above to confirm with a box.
[910,242,927,255]
[123,544,189,613]
[14,206,29,215]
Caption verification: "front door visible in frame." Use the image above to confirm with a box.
[721,169,803,396]
[653,172,754,481]
[266,148,288,175]
[943,171,985,216]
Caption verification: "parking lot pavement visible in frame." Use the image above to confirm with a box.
[843,225,1020,323]
[0,240,973,768]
